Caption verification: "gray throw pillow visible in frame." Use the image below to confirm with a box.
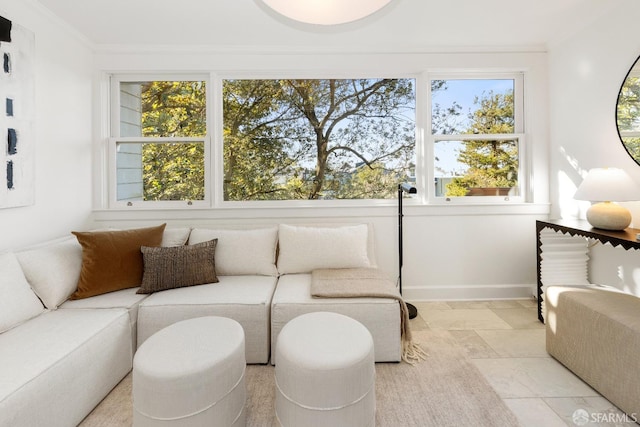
[138,239,218,294]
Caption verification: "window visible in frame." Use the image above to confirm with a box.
[429,74,525,201]
[110,77,207,206]
[222,78,416,201]
[105,72,530,208]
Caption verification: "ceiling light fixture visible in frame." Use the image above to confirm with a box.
[260,0,392,26]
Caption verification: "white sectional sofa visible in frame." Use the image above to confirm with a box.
[0,223,402,426]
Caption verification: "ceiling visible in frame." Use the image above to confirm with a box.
[34,0,612,51]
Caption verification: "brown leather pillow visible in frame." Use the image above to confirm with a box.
[137,239,219,294]
[70,224,166,299]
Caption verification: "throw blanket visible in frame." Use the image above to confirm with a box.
[311,267,427,365]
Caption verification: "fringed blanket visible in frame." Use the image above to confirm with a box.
[310,267,427,365]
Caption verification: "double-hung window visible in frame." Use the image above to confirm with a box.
[428,73,525,202]
[109,75,208,207]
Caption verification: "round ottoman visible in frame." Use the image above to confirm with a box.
[133,316,246,427]
[275,312,375,427]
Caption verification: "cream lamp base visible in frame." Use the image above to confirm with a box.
[586,201,632,231]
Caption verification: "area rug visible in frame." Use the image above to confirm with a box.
[80,330,519,427]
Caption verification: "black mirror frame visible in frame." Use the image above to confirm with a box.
[616,55,640,166]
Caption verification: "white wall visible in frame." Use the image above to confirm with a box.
[90,50,551,301]
[0,0,94,250]
[548,0,640,294]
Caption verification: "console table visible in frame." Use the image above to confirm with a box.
[536,219,640,322]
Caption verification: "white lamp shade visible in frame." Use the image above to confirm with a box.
[260,0,392,25]
[573,168,639,202]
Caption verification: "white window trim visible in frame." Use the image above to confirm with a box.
[101,70,532,210]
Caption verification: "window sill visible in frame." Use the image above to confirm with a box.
[92,202,550,222]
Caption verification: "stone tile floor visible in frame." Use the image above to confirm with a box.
[408,299,637,427]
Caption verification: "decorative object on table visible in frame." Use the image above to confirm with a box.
[0,15,34,208]
[573,167,640,230]
[259,0,392,25]
[398,183,418,319]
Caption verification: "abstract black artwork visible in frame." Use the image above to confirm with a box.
[6,160,13,189]
[0,15,10,42]
[0,15,34,207]
[8,128,16,154]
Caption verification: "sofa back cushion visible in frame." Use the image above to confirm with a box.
[70,224,166,299]
[277,223,373,274]
[0,252,45,333]
[161,227,192,247]
[16,237,83,309]
[188,227,278,276]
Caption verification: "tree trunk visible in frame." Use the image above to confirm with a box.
[310,133,328,199]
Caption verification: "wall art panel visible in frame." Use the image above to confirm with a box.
[0,15,34,208]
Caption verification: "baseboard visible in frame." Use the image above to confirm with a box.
[403,284,536,301]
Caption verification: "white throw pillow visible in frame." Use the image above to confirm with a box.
[0,252,45,333]
[162,227,192,247]
[188,227,278,276]
[277,224,371,274]
[16,237,83,309]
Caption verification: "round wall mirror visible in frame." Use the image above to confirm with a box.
[616,55,640,165]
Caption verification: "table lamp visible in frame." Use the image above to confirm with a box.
[573,167,639,230]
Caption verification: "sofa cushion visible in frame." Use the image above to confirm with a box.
[277,224,371,274]
[60,287,149,352]
[188,227,278,276]
[70,224,166,299]
[0,252,45,333]
[138,239,219,294]
[0,309,132,427]
[270,273,401,364]
[137,275,278,364]
[161,227,192,247]
[16,237,83,309]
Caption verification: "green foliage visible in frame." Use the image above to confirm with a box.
[222,79,416,200]
[617,74,640,163]
[136,78,518,201]
[142,143,205,201]
[617,75,640,132]
[140,81,206,201]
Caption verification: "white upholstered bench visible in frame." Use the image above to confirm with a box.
[545,285,640,418]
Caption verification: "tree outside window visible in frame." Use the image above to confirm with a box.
[222,78,416,201]
[431,78,521,198]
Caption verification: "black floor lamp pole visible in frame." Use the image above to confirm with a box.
[398,183,418,319]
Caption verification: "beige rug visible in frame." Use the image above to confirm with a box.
[80,330,519,427]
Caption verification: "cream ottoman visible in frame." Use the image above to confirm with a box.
[275,312,376,427]
[133,316,246,426]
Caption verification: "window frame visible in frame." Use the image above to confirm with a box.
[103,70,531,209]
[212,71,423,208]
[425,72,526,204]
[108,73,211,209]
